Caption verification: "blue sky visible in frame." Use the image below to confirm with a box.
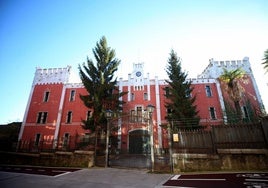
[0,0,268,124]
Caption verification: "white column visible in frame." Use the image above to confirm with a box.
[128,74,131,101]
[249,73,265,113]
[215,79,227,123]
[53,84,67,149]
[18,84,35,141]
[147,72,150,101]
[154,76,162,150]
[118,78,123,149]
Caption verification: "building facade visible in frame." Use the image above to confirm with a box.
[18,57,264,153]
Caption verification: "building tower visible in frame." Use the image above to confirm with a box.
[198,57,265,115]
[18,66,71,148]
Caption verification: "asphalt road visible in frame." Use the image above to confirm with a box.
[162,173,268,188]
[0,165,267,188]
[0,165,170,188]
[0,165,80,176]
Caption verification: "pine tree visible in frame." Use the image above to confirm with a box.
[164,50,200,130]
[78,36,127,134]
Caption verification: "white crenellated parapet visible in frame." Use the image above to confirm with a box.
[33,66,71,85]
[157,78,217,84]
[198,57,251,79]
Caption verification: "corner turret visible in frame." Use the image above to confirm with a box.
[33,66,71,85]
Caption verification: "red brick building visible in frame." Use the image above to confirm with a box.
[18,57,264,153]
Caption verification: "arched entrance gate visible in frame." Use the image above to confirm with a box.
[129,129,150,154]
[108,115,152,169]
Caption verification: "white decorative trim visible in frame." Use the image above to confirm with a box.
[18,84,35,141]
[53,84,67,149]
[147,73,151,101]
[154,76,162,149]
[215,79,227,123]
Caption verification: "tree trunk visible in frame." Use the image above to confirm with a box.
[234,100,242,122]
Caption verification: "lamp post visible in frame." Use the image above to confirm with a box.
[105,109,113,168]
[147,104,155,172]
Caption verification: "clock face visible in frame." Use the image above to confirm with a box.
[136,71,141,77]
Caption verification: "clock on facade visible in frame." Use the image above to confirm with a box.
[136,71,141,77]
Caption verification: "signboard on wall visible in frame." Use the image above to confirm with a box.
[173,134,179,142]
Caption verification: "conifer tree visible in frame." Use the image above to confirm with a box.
[164,50,200,130]
[78,36,126,134]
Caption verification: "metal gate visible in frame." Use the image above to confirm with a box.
[95,114,171,171]
[108,115,152,169]
[129,130,150,154]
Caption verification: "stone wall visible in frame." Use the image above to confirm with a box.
[173,149,268,173]
[0,151,94,168]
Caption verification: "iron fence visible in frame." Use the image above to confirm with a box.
[171,123,268,153]
[16,135,96,153]
[212,123,267,149]
[14,123,268,154]
[172,129,214,153]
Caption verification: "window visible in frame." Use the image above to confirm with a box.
[43,91,50,102]
[185,88,192,98]
[137,107,142,122]
[86,111,91,121]
[108,88,113,95]
[63,133,69,148]
[165,87,170,97]
[130,107,142,122]
[144,93,148,101]
[167,108,172,115]
[131,93,135,101]
[242,106,249,119]
[130,110,136,122]
[209,107,216,120]
[34,133,41,147]
[70,90,75,101]
[67,111,72,123]
[37,112,48,124]
[205,85,212,97]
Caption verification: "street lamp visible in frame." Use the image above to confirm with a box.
[146,104,155,172]
[105,109,113,168]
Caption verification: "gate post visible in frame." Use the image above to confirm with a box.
[147,104,155,172]
[105,110,113,168]
[168,123,174,173]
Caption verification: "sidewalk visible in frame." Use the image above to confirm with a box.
[0,167,172,188]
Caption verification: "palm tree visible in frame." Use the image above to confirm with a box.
[262,49,268,73]
[219,68,245,121]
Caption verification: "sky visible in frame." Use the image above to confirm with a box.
[0,0,268,124]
